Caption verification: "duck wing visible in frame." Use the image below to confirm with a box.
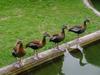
[30,40,42,47]
[50,34,60,40]
[69,26,82,32]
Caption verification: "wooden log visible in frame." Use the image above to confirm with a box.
[0,30,100,75]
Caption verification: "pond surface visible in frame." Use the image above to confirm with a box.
[91,0,100,11]
[19,40,100,75]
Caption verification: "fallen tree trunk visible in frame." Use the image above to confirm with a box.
[0,30,100,75]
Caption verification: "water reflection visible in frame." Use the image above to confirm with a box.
[67,49,87,66]
[62,41,100,75]
[19,41,100,75]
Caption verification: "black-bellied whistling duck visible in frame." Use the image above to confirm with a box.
[68,19,90,51]
[49,25,68,50]
[12,40,25,67]
[26,32,50,59]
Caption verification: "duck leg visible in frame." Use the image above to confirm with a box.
[14,58,21,68]
[36,50,39,58]
[54,43,58,50]
[76,34,79,48]
[56,43,66,51]
[53,43,58,50]
[19,57,24,66]
[34,50,39,60]
[56,43,60,50]
[56,43,59,49]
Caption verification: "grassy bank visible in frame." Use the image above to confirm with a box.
[0,0,100,67]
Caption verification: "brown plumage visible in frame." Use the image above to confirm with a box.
[12,40,25,66]
[49,25,68,50]
[26,32,50,59]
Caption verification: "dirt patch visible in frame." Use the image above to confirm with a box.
[0,16,10,21]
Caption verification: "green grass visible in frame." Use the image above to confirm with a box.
[0,0,100,67]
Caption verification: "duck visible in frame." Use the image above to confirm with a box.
[49,25,68,50]
[68,19,90,50]
[12,40,25,67]
[26,32,50,59]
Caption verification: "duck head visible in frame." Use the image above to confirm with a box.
[84,19,90,25]
[62,24,68,30]
[43,32,50,37]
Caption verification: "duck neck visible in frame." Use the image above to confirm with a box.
[19,43,24,52]
[61,28,65,36]
[42,36,46,46]
[16,43,24,53]
[83,21,87,29]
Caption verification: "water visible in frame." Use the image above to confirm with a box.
[91,0,100,11]
[19,41,100,75]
